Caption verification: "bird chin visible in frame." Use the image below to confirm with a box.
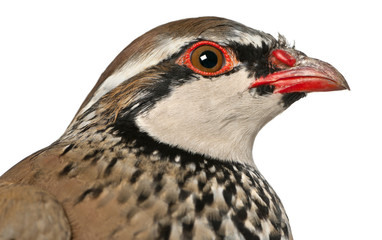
[248,86,306,108]
[281,92,307,108]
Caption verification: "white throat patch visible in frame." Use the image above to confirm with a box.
[136,70,284,166]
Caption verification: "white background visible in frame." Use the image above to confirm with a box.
[0,1,380,239]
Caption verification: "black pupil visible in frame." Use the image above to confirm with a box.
[199,50,218,68]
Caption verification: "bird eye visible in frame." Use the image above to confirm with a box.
[176,41,236,76]
[191,45,223,73]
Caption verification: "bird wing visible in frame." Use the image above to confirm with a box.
[0,143,183,240]
[0,181,71,240]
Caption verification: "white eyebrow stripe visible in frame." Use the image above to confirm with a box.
[79,36,193,114]
[79,31,272,114]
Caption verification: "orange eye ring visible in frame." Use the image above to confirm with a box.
[176,41,236,76]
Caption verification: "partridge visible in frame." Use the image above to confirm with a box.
[0,17,349,240]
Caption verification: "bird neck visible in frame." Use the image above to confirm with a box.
[61,115,249,169]
[135,113,258,167]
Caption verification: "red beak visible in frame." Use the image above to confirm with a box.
[249,50,350,94]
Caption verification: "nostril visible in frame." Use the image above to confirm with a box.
[271,49,296,67]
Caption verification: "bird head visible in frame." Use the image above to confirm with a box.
[66,17,349,166]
